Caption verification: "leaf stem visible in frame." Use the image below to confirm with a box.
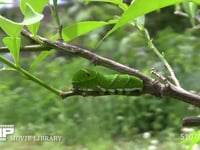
[0,55,61,96]
[53,0,60,27]
[0,45,51,53]
[137,24,181,87]
[53,0,63,40]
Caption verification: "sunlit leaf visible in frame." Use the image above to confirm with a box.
[20,0,49,13]
[0,3,43,37]
[102,0,186,41]
[59,20,117,42]
[86,0,128,11]
[0,16,22,37]
[3,37,21,65]
[192,0,200,4]
[26,22,40,37]
[22,3,43,25]
[0,66,16,72]
[134,16,145,29]
[182,2,197,26]
[20,0,48,35]
[22,3,43,36]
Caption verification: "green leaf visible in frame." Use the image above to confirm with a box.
[192,0,200,4]
[22,3,43,36]
[0,16,23,37]
[22,3,43,25]
[103,0,186,41]
[27,22,40,37]
[86,0,128,11]
[3,37,21,65]
[134,16,145,29]
[20,0,48,36]
[0,67,16,72]
[30,50,54,69]
[0,3,43,37]
[182,2,197,26]
[20,0,49,13]
[58,20,117,42]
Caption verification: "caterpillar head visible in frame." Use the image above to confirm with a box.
[72,69,98,89]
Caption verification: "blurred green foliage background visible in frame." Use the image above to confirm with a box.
[0,1,200,149]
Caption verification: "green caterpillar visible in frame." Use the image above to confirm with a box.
[72,69,143,93]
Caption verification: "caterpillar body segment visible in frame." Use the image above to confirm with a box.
[72,69,143,93]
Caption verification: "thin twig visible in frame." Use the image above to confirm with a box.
[53,0,61,28]
[0,55,61,96]
[53,0,63,40]
[151,68,168,84]
[174,10,189,18]
[136,25,181,87]
[0,45,51,53]
[60,89,143,99]
[174,10,200,23]
[182,116,200,127]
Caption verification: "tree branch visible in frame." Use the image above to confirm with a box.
[21,29,200,107]
[0,45,51,53]
[182,116,200,127]
[164,84,200,107]
[0,55,61,96]
[60,89,143,99]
